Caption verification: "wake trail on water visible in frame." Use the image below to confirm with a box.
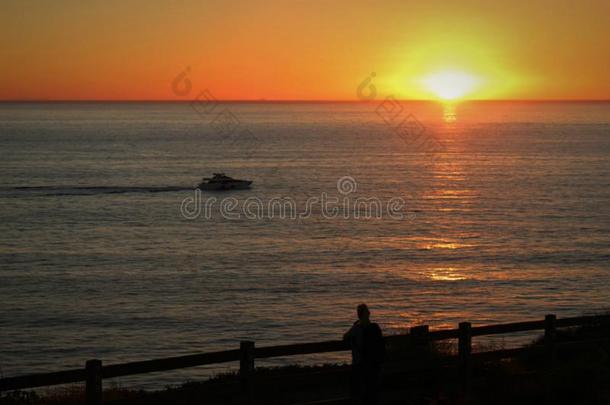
[0,186,193,197]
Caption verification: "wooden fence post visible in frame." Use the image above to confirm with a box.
[410,325,430,357]
[544,314,556,404]
[544,314,556,366]
[458,322,472,393]
[240,341,255,403]
[85,359,102,405]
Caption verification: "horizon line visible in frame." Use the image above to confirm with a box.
[1,98,609,103]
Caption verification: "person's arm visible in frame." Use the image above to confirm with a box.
[343,320,359,340]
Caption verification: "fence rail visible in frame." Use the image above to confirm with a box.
[1,314,608,404]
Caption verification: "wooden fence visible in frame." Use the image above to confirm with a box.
[0,314,608,404]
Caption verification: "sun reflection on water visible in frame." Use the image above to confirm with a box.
[428,267,468,281]
[443,103,457,124]
[418,241,475,250]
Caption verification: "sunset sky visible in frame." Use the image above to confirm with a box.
[1,0,608,101]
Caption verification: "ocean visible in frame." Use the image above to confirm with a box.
[0,101,609,387]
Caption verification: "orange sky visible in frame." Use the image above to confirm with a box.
[1,0,609,100]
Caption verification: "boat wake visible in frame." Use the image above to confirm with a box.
[0,186,192,198]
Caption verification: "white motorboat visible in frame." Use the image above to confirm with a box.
[197,173,252,190]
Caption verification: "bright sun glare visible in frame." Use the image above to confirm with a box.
[421,71,481,100]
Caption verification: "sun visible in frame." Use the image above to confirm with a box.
[421,70,481,100]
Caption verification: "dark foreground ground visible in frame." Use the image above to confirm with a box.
[2,321,609,405]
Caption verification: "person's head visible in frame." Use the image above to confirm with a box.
[357,303,370,321]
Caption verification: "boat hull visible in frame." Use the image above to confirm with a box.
[197,180,252,190]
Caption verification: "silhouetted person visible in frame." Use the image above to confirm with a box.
[343,304,385,405]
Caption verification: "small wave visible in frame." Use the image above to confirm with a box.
[0,186,192,197]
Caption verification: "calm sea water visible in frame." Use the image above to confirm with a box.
[1,101,609,387]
